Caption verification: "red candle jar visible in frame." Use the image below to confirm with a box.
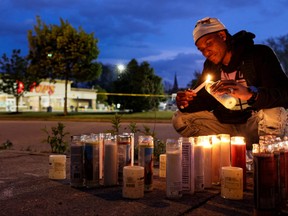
[231,136,246,189]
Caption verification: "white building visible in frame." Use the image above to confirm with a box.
[0,80,97,112]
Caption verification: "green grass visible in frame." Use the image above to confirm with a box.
[0,110,174,122]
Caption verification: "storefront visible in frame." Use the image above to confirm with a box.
[0,80,97,112]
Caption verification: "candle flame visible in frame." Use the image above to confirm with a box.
[206,74,211,82]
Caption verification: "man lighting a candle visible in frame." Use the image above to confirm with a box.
[172,17,288,151]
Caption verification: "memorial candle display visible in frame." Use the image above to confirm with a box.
[231,136,246,189]
[166,138,182,199]
[221,166,243,200]
[49,154,66,180]
[122,166,144,199]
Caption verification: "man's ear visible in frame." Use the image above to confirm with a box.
[218,31,227,41]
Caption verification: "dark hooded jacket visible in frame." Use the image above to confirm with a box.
[181,30,288,124]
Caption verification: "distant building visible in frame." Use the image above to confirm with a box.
[0,79,97,112]
[170,73,179,93]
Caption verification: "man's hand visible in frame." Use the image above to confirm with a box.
[210,80,253,101]
[176,89,197,109]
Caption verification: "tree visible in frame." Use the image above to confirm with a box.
[27,16,101,115]
[0,49,40,113]
[112,59,164,112]
[186,70,202,89]
[266,34,288,75]
[92,63,118,92]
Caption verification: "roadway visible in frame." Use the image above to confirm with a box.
[0,120,180,152]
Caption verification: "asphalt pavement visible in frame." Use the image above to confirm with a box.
[0,120,287,216]
[0,150,256,216]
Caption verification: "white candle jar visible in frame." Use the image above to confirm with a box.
[205,81,237,110]
[122,166,144,199]
[49,154,66,180]
[221,166,243,200]
[166,138,182,199]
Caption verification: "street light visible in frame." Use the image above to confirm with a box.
[117,64,125,78]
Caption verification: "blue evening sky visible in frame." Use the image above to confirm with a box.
[1,0,287,88]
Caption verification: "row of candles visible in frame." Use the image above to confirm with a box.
[161,135,246,199]
[49,133,154,199]
[252,135,288,215]
[48,132,248,200]
[48,132,288,214]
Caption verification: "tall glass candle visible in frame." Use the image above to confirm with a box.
[194,142,204,192]
[203,139,212,189]
[99,133,112,180]
[218,134,231,168]
[84,133,100,188]
[210,135,221,185]
[104,135,118,186]
[284,142,288,204]
[117,134,132,185]
[231,136,246,189]
[98,133,104,180]
[70,135,84,187]
[253,152,279,214]
[138,135,154,192]
[197,136,212,188]
[123,133,135,166]
[166,138,182,199]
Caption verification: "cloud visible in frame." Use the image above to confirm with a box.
[149,52,205,88]
[0,0,288,88]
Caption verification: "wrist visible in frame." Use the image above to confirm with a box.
[247,86,258,105]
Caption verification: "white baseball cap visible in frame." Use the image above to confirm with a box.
[193,17,226,43]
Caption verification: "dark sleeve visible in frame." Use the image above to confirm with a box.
[250,45,288,109]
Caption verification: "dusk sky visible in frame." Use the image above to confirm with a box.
[1,0,288,88]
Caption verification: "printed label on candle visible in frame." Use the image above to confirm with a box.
[182,141,194,194]
[224,176,241,189]
[159,154,166,178]
[138,136,154,192]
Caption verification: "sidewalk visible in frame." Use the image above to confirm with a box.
[0,150,255,216]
